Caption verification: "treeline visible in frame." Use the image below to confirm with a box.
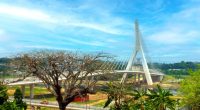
[151,61,199,70]
[150,61,200,76]
[0,58,11,74]
[0,57,200,76]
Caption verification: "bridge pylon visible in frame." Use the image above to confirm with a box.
[121,20,153,85]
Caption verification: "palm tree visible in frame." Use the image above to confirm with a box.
[147,85,177,110]
[132,89,147,110]
[103,82,124,109]
[103,82,132,110]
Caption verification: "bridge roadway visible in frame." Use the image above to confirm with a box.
[7,69,164,86]
[9,97,108,110]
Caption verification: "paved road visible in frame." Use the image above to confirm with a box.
[9,97,108,110]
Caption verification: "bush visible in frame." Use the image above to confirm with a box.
[14,88,27,110]
[179,70,200,109]
[0,101,18,110]
[0,85,8,105]
[0,86,27,110]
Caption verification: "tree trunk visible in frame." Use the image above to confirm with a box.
[56,92,75,110]
[58,102,67,110]
[56,88,89,110]
[140,104,144,110]
[55,84,67,110]
[159,104,164,110]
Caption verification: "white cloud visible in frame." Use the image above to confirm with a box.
[64,22,127,35]
[22,45,73,50]
[0,4,55,22]
[67,38,105,46]
[106,39,118,43]
[0,3,131,36]
[148,6,200,44]
[0,29,9,41]
[0,2,131,55]
[149,28,199,44]
[23,45,54,49]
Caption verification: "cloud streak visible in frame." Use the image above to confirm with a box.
[148,5,200,45]
[0,3,131,36]
[0,4,55,22]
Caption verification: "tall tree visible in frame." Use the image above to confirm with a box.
[179,70,200,110]
[12,51,112,110]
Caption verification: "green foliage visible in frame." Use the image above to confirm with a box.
[131,89,147,110]
[104,84,178,110]
[0,58,11,75]
[147,85,177,110]
[0,101,18,110]
[151,61,198,70]
[179,70,200,109]
[0,86,27,110]
[150,61,199,76]
[103,82,133,110]
[0,100,27,110]
[14,88,23,102]
[0,85,8,105]
[161,75,176,83]
[14,88,27,110]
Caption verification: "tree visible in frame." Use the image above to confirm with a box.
[103,82,132,110]
[179,70,200,109]
[14,88,27,110]
[0,85,26,110]
[132,89,148,110]
[0,84,8,105]
[103,83,179,110]
[147,85,177,110]
[0,101,18,110]
[12,51,112,110]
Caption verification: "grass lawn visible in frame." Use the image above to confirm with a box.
[7,85,51,96]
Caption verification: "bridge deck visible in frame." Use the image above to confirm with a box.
[7,70,163,86]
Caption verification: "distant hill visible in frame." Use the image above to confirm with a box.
[0,58,12,74]
[0,58,11,64]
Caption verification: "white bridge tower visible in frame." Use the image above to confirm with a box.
[121,20,153,85]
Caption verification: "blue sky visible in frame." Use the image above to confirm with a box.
[0,0,200,62]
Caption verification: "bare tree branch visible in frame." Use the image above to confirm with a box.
[11,51,113,110]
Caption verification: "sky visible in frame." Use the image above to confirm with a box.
[0,0,200,62]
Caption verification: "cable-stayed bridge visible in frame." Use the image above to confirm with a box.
[7,20,164,103]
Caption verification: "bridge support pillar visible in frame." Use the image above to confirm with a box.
[138,74,141,84]
[142,74,146,84]
[21,85,25,98]
[30,84,34,99]
[134,74,137,85]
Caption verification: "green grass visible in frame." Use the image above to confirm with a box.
[7,86,51,96]
[72,100,97,105]
[93,100,106,107]
[161,75,176,83]
[8,86,102,104]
